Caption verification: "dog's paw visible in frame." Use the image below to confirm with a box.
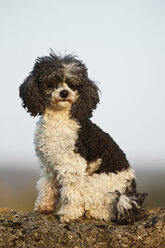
[57,205,84,222]
[58,214,72,223]
[86,158,102,175]
[35,204,55,214]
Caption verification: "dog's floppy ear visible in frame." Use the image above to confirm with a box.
[71,79,100,120]
[19,75,45,117]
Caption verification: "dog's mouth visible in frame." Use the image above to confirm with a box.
[50,98,73,104]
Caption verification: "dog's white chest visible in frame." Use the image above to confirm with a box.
[34,110,87,174]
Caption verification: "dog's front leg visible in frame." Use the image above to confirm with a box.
[35,176,59,213]
[57,178,85,222]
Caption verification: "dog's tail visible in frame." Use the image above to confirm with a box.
[111,190,147,224]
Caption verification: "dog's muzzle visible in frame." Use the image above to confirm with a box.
[48,88,74,104]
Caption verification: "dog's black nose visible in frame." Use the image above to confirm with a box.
[60,90,68,98]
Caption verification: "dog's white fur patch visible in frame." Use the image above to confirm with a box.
[34,108,136,221]
[62,62,79,79]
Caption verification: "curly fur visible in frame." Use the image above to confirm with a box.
[19,51,146,223]
[20,52,97,119]
[19,75,45,116]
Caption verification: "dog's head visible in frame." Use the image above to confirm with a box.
[19,52,100,120]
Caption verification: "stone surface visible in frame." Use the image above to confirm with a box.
[0,208,164,248]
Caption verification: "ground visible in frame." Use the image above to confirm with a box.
[0,208,165,248]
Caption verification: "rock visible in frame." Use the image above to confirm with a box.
[0,208,164,247]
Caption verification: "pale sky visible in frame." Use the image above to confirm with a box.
[0,0,165,170]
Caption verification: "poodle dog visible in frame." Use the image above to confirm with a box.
[19,51,146,223]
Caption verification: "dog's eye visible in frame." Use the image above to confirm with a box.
[66,80,78,91]
[47,83,56,89]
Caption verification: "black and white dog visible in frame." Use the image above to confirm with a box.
[19,52,146,223]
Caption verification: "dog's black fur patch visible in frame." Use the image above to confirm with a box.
[75,119,130,173]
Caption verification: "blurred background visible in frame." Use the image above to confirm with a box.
[0,0,164,211]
